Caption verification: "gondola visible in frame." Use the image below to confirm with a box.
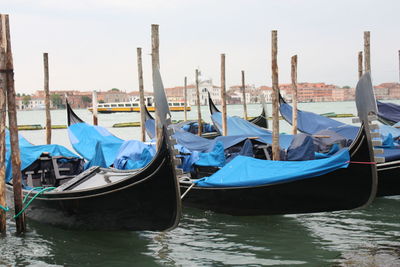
[5,110,181,231]
[171,74,379,216]
[278,74,400,197]
[208,92,269,129]
[144,104,219,139]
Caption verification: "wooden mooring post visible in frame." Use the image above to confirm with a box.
[137,47,146,142]
[358,51,363,79]
[220,54,227,136]
[1,14,26,233]
[92,90,98,126]
[0,20,7,234]
[271,30,280,160]
[241,70,248,120]
[184,76,187,122]
[291,55,298,135]
[364,31,370,74]
[151,24,161,139]
[43,53,51,144]
[195,69,202,136]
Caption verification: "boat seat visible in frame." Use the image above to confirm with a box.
[22,153,84,187]
[254,144,271,160]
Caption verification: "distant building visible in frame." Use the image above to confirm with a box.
[374,83,400,100]
[16,96,51,110]
[98,89,129,103]
[165,74,221,106]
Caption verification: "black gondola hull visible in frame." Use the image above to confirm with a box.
[377,160,400,197]
[279,93,400,197]
[6,130,181,231]
[180,126,377,216]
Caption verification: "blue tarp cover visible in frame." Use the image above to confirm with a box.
[279,101,359,140]
[377,101,400,124]
[195,141,226,167]
[68,122,124,167]
[280,100,400,161]
[210,112,294,149]
[211,112,272,136]
[113,140,156,170]
[195,148,350,187]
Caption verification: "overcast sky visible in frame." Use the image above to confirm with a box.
[2,0,400,94]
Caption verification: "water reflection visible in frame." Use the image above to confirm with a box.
[293,196,400,266]
[142,208,337,266]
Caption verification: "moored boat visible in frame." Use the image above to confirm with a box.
[88,100,191,113]
[278,73,400,197]
[208,92,269,129]
[5,108,182,231]
[170,75,379,216]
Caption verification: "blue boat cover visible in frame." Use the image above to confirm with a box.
[195,148,350,187]
[377,101,400,124]
[68,122,124,167]
[211,112,272,136]
[113,140,156,170]
[280,99,400,161]
[84,141,108,169]
[194,141,225,167]
[210,112,294,149]
[286,133,315,161]
[279,101,359,140]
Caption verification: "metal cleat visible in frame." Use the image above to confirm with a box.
[374,157,385,163]
[373,148,384,155]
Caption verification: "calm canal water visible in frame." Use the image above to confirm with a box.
[1,102,399,266]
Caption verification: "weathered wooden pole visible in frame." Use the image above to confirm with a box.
[358,51,363,79]
[2,14,26,233]
[220,54,227,136]
[271,30,280,160]
[241,70,248,120]
[0,22,7,234]
[364,31,370,74]
[151,24,160,73]
[291,55,298,135]
[92,90,98,126]
[183,76,187,122]
[151,24,160,139]
[43,53,51,144]
[137,47,146,142]
[195,70,202,135]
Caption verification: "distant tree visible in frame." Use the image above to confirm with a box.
[22,95,31,106]
[81,95,92,103]
[342,86,350,89]
[51,94,63,109]
[99,100,105,103]
[16,93,21,97]
[110,88,120,92]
